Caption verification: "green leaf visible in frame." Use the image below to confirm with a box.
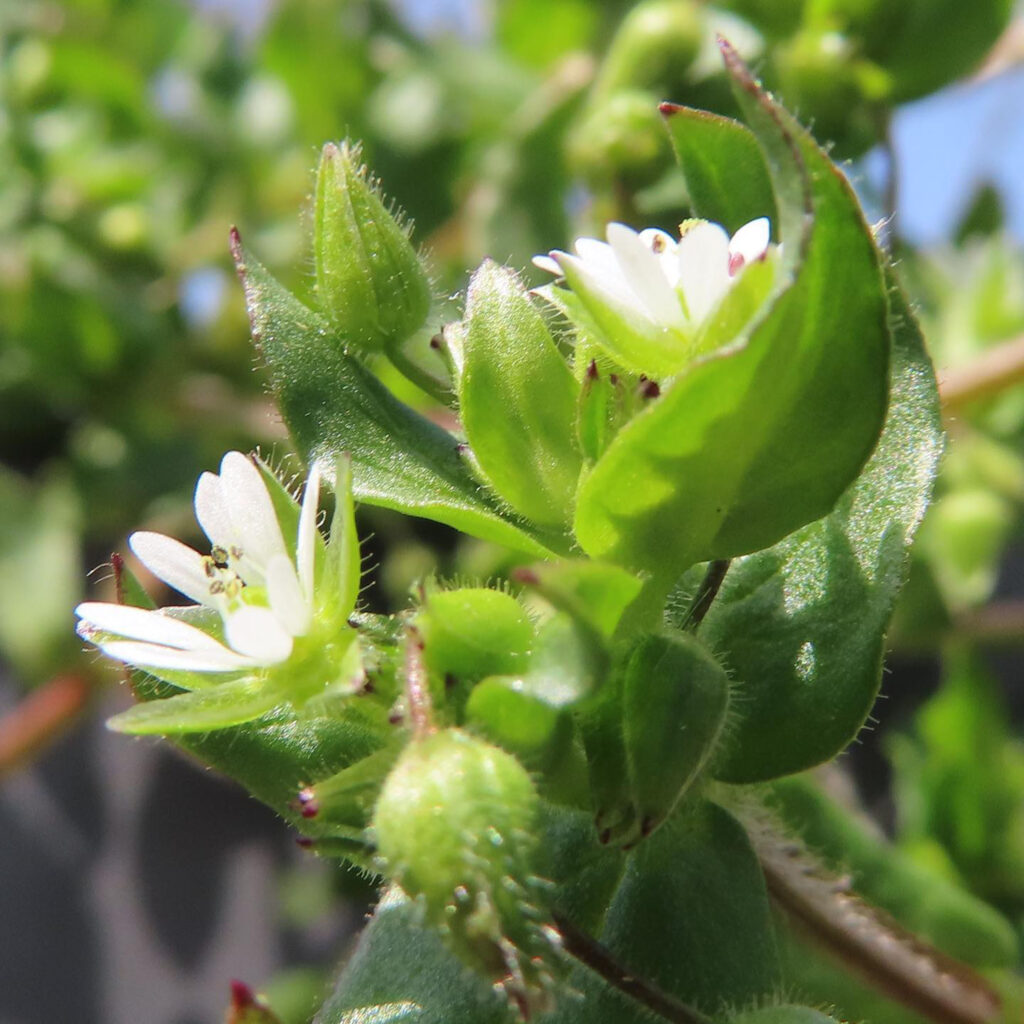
[702,279,942,781]
[727,1007,841,1024]
[461,261,581,528]
[661,105,776,235]
[231,233,558,559]
[107,676,280,734]
[574,47,890,580]
[600,799,781,1011]
[327,455,362,618]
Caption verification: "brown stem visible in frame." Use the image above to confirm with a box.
[553,912,714,1024]
[940,333,1024,412]
[954,599,1024,644]
[404,628,434,738]
[0,674,93,779]
[684,560,731,630]
[750,823,1001,1024]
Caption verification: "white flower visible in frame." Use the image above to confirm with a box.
[533,217,774,376]
[76,451,322,677]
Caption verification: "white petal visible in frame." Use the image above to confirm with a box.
[555,251,647,321]
[93,639,257,672]
[219,451,287,574]
[296,463,320,602]
[532,254,563,276]
[75,602,225,652]
[677,221,731,323]
[638,228,681,287]
[607,222,687,329]
[266,554,311,636]
[728,217,771,274]
[129,532,213,606]
[574,237,621,280]
[224,605,293,664]
[194,471,235,550]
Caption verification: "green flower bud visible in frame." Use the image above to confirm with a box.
[774,30,888,157]
[595,0,703,100]
[567,89,671,189]
[314,141,432,354]
[373,729,560,1010]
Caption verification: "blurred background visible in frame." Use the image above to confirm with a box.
[2,0,1024,1021]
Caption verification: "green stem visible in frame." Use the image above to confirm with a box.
[387,344,454,406]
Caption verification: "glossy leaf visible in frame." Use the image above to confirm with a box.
[461,262,581,528]
[702,280,942,781]
[231,233,558,559]
[574,46,889,580]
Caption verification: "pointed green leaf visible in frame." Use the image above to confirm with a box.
[574,47,889,579]
[701,279,942,781]
[461,261,581,528]
[108,676,279,734]
[231,233,558,558]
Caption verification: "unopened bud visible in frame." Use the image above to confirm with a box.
[314,141,432,354]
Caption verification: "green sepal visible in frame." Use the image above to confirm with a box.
[230,232,559,559]
[767,774,1019,968]
[302,744,402,835]
[574,45,889,579]
[132,674,391,824]
[465,677,566,766]
[460,260,581,528]
[314,141,432,354]
[621,631,730,842]
[416,587,534,684]
[661,104,776,235]
[702,278,942,781]
[107,676,280,734]
[326,455,361,618]
[516,559,644,641]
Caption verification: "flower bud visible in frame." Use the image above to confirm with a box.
[373,730,560,1010]
[567,89,671,189]
[314,141,432,354]
[595,0,703,100]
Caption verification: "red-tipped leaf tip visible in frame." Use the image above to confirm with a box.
[230,980,256,1008]
[659,101,683,116]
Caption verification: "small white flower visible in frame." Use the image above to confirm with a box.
[76,451,322,677]
[534,216,771,333]
[533,217,774,376]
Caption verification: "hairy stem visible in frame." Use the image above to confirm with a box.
[747,818,1001,1024]
[940,333,1024,411]
[404,628,435,738]
[387,345,454,407]
[553,912,714,1024]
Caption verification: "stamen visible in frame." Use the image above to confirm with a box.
[211,545,229,567]
[202,556,218,578]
